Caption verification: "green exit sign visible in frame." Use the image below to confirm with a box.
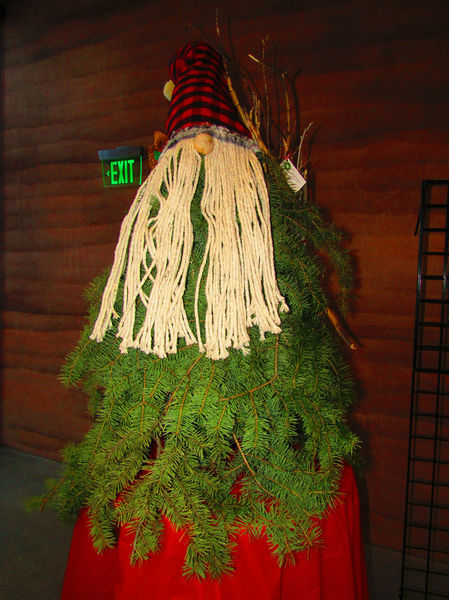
[98,146,144,188]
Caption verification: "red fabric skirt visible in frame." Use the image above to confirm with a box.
[60,464,369,600]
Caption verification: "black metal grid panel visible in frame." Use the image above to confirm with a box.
[400,180,449,599]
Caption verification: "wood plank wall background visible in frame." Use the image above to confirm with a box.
[2,0,448,553]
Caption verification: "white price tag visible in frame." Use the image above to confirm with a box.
[280,159,307,192]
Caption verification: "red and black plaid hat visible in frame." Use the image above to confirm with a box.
[165,42,250,138]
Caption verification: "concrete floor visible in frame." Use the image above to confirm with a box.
[0,447,72,600]
[0,446,403,600]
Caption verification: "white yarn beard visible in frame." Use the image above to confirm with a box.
[90,137,289,360]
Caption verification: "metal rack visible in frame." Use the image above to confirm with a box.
[400,180,449,599]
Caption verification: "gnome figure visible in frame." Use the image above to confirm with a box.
[50,42,358,579]
[91,42,288,360]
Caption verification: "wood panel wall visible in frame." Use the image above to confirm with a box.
[2,0,449,553]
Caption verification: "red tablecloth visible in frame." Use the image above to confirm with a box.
[60,464,369,600]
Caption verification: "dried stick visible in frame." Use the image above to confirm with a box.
[326,308,358,351]
[225,74,270,154]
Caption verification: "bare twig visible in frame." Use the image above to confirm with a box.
[225,74,269,154]
[281,72,291,156]
[326,308,358,351]
[261,37,270,148]
[294,121,314,171]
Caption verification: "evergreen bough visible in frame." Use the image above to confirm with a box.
[40,154,358,578]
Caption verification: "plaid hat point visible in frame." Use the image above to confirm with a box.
[165,42,250,138]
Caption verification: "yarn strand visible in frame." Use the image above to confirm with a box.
[91,136,288,360]
[197,140,288,359]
